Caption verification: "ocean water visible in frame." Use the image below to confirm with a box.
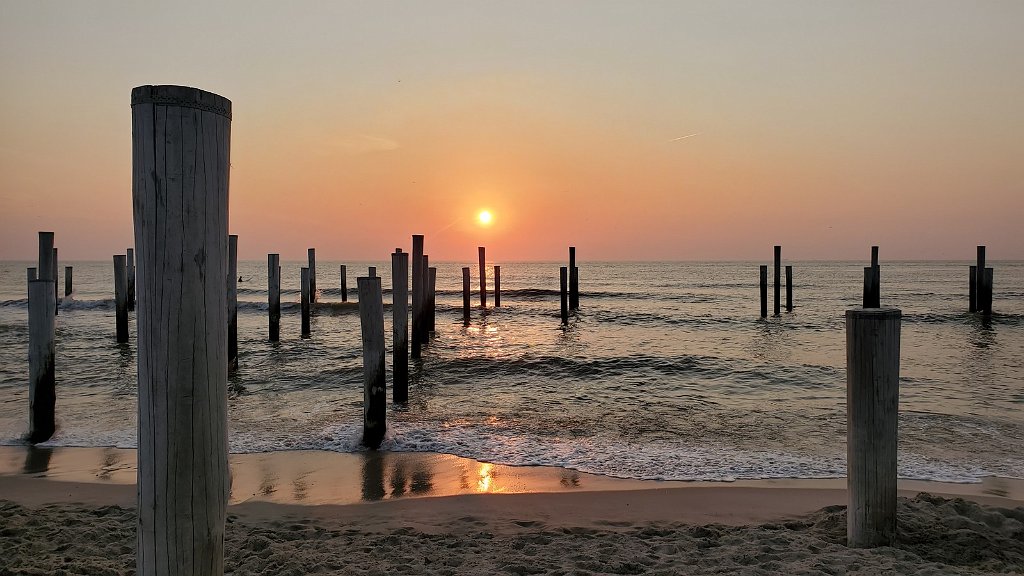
[0,260,1021,483]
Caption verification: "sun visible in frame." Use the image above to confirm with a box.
[477,210,493,226]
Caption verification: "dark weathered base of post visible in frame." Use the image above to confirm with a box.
[428,267,437,333]
[759,265,768,318]
[64,266,73,297]
[462,267,471,325]
[968,266,977,313]
[494,265,501,307]
[269,254,281,342]
[773,245,781,316]
[127,248,136,312]
[560,266,569,325]
[358,276,386,449]
[114,255,129,343]
[392,251,409,403]
[301,267,311,336]
[340,265,348,302]
[28,279,56,443]
[846,307,901,548]
[785,265,793,312]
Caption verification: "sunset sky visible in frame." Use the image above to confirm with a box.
[1,1,1021,261]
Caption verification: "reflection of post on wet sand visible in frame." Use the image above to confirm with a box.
[292,471,309,501]
[390,461,408,497]
[361,452,386,501]
[560,470,580,488]
[23,445,53,475]
[96,448,120,480]
[410,462,433,494]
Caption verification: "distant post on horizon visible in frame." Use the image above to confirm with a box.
[126,247,136,312]
[968,266,977,313]
[462,267,471,325]
[38,233,54,316]
[64,266,73,298]
[368,266,376,278]
[479,246,487,308]
[113,255,128,344]
[759,265,768,319]
[269,254,281,342]
[560,266,569,326]
[227,235,238,371]
[773,246,781,316]
[494,265,501,307]
[846,307,901,548]
[340,264,348,302]
[785,265,793,312]
[132,84,231,575]
[973,246,994,316]
[52,248,59,315]
[981,267,994,318]
[27,267,37,282]
[358,275,386,449]
[391,249,409,403]
[863,247,880,308]
[569,247,579,310]
[428,266,437,333]
[308,248,317,304]
[976,246,985,310]
[412,235,424,358]
[300,267,311,337]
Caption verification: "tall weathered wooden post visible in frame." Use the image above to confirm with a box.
[38,232,54,283]
[462,267,471,325]
[969,266,977,313]
[132,84,230,575]
[976,246,985,311]
[27,268,37,282]
[773,246,781,316]
[759,265,768,318]
[428,266,437,333]
[126,248,136,311]
[846,307,901,548]
[478,246,487,308]
[340,265,348,302]
[560,266,569,325]
[301,267,311,336]
[268,254,281,342]
[785,265,793,312]
[227,235,238,370]
[981,268,994,317]
[113,255,129,343]
[421,254,428,334]
[494,265,501,307]
[412,235,424,358]
[391,250,409,403]
[358,276,386,449]
[52,248,59,314]
[27,277,56,443]
[569,247,578,310]
[64,266,73,298]
[308,248,317,303]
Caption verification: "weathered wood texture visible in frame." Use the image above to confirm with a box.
[301,267,311,336]
[64,266,73,297]
[846,307,901,548]
[127,247,136,311]
[308,248,317,303]
[773,246,781,316]
[391,251,409,403]
[358,276,387,449]
[569,247,578,310]
[412,235,424,358]
[268,254,281,342]
[494,265,501,307]
[968,266,977,313]
[131,84,230,576]
[478,247,487,308]
[462,267,471,325]
[113,255,129,343]
[340,265,348,302]
[227,236,238,370]
[27,279,56,443]
[785,265,793,312]
[759,265,768,318]
[560,266,569,325]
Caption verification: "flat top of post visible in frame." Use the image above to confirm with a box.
[846,307,901,318]
[131,85,231,119]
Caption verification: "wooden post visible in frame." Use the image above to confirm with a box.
[52,248,59,314]
[569,247,579,310]
[494,265,501,307]
[759,265,768,318]
[126,248,136,312]
[412,235,424,358]
[27,278,56,443]
[268,254,281,342]
[976,246,985,311]
[300,267,311,336]
[560,266,569,325]
[785,265,793,312]
[38,232,54,282]
[462,266,471,325]
[478,246,487,308]
[64,266,73,297]
[227,235,238,370]
[358,276,386,449]
[113,255,129,343]
[773,246,781,316]
[428,266,437,333]
[340,265,348,302]
[27,267,37,281]
[981,268,994,317]
[368,266,376,277]
[968,266,977,313]
[391,251,409,403]
[132,84,230,575]
[308,248,317,303]
[846,307,901,548]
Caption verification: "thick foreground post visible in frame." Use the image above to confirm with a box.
[308,248,317,303]
[846,307,901,548]
[412,235,424,358]
[127,248,136,311]
[560,266,569,325]
[773,246,781,316]
[494,265,501,307]
[478,246,487,308]
[569,247,578,310]
[227,235,238,370]
[358,276,386,449]
[64,266,73,297]
[113,255,129,343]
[968,266,977,313]
[340,265,348,302]
[759,265,768,318]
[132,84,230,575]
[462,267,471,325]
[428,267,437,333]
[785,265,793,312]
[27,279,56,443]
[300,267,311,336]
[268,254,281,342]
[391,251,409,403]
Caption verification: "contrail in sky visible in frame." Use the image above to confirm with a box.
[669,132,702,141]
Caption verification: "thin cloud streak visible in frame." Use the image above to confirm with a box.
[669,132,702,142]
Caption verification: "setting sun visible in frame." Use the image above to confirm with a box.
[477,210,493,226]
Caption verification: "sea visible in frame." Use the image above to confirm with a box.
[1,260,1021,484]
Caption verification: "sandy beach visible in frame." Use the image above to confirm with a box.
[3,446,1023,575]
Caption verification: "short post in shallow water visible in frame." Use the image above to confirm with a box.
[368,266,376,278]
[391,250,409,403]
[980,268,994,318]
[478,247,487,308]
[976,246,985,311]
[38,232,54,283]
[27,278,56,443]
[113,255,129,343]
[227,235,238,370]
[300,267,311,336]
[308,248,317,303]
[560,266,569,326]
[759,265,768,318]
[64,266,73,298]
[27,267,37,282]
[358,276,386,449]
[862,267,880,309]
[428,266,437,333]
[132,83,231,576]
[126,247,136,312]
[968,266,977,313]
[412,235,424,358]
[773,245,781,316]
[785,265,793,312]
[462,266,471,325]
[846,307,901,548]
[268,254,281,342]
[569,247,578,310]
[494,265,501,307]
[340,265,348,302]
[52,248,59,314]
